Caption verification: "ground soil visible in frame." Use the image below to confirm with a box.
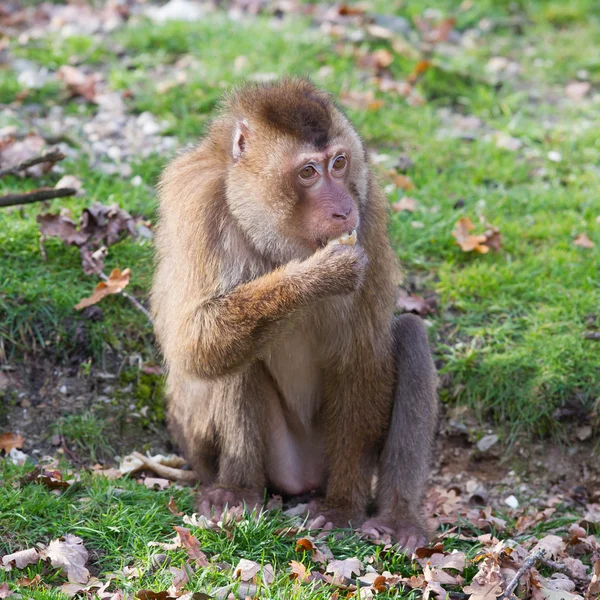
[1,360,599,512]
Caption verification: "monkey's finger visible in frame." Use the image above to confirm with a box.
[199,499,215,519]
[308,515,328,530]
[315,521,334,540]
[398,535,420,555]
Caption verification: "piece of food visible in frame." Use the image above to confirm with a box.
[329,229,357,246]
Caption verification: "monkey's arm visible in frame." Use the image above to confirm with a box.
[179,245,365,379]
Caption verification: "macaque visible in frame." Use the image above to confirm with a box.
[151,78,438,551]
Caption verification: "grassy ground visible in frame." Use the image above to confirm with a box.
[1,2,600,597]
[2,0,599,436]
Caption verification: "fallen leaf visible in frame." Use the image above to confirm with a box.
[0,584,13,599]
[326,557,363,581]
[339,90,384,111]
[136,591,176,600]
[1,548,41,569]
[295,537,332,564]
[22,467,71,490]
[357,48,393,71]
[262,564,275,586]
[573,233,595,249]
[169,563,190,593]
[463,557,504,600]
[45,534,90,584]
[57,65,100,101]
[15,574,41,588]
[532,535,566,559]
[75,267,131,310]
[452,217,490,254]
[392,196,418,212]
[396,292,435,316]
[289,560,312,583]
[0,134,50,177]
[55,175,84,194]
[586,560,600,600]
[167,498,183,516]
[388,172,415,190]
[173,527,209,566]
[37,212,89,246]
[234,558,261,582]
[0,432,24,454]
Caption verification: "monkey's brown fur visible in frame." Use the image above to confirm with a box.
[152,78,438,550]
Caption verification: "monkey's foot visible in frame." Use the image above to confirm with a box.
[196,486,263,520]
[306,504,364,535]
[361,518,428,554]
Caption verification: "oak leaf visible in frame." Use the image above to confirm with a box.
[452,217,491,253]
[289,560,312,583]
[45,534,90,584]
[326,557,363,581]
[1,548,41,570]
[173,527,208,567]
[75,268,131,310]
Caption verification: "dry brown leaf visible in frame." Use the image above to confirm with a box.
[396,293,434,316]
[22,467,70,490]
[463,557,504,600]
[392,196,418,212]
[167,497,183,517]
[143,477,171,490]
[234,558,261,582]
[585,560,600,600]
[0,432,24,454]
[389,172,415,190]
[173,527,209,567]
[532,535,566,559]
[573,233,595,248]
[1,548,41,570]
[168,563,190,593]
[326,557,363,581]
[15,575,41,588]
[57,66,100,101]
[289,560,312,583]
[37,212,89,246]
[45,534,90,584]
[339,90,384,111]
[0,584,13,599]
[262,564,275,586]
[75,268,131,310]
[358,48,393,71]
[295,537,332,564]
[452,217,490,253]
[0,134,50,177]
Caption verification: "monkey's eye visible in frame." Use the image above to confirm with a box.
[332,155,347,171]
[299,165,318,180]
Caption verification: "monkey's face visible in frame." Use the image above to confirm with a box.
[289,146,358,250]
[226,122,364,262]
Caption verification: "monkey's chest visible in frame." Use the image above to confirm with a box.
[263,329,322,431]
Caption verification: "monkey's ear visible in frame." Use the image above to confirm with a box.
[232,120,249,163]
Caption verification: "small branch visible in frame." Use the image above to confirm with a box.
[130,451,196,482]
[539,557,591,584]
[0,148,66,178]
[0,187,76,208]
[584,332,600,340]
[99,271,154,325]
[501,549,546,599]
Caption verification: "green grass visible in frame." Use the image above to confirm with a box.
[1,1,599,436]
[0,461,584,598]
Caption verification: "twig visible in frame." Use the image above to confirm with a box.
[99,271,154,325]
[584,332,600,340]
[0,148,66,178]
[0,187,76,208]
[539,557,591,584]
[501,549,546,599]
[130,451,196,482]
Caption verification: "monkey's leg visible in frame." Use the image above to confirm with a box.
[362,313,438,552]
[315,349,396,530]
[168,365,269,519]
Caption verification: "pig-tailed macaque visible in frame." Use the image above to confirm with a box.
[151,78,438,551]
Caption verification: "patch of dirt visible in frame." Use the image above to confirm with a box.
[2,361,598,512]
[0,361,172,464]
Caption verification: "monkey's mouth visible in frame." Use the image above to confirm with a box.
[327,229,357,247]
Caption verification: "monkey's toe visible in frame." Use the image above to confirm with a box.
[196,486,263,519]
[361,519,427,554]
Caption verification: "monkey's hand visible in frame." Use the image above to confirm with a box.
[361,518,428,554]
[300,243,368,297]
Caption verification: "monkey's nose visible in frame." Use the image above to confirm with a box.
[331,208,351,220]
